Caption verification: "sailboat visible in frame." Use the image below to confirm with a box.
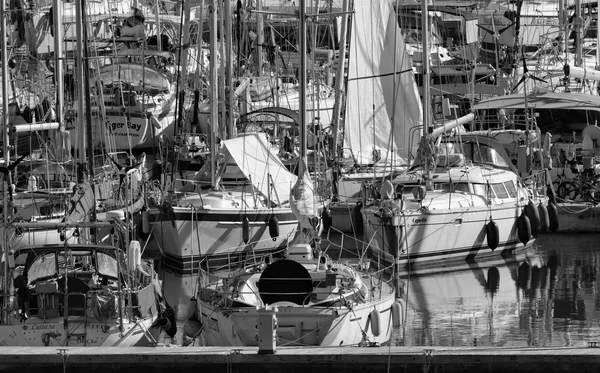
[360,0,552,273]
[148,3,300,275]
[0,220,171,347]
[0,0,173,347]
[190,0,397,348]
[328,0,422,234]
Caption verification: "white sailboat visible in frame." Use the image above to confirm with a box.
[0,0,172,347]
[360,0,552,273]
[0,221,170,347]
[191,0,398,347]
[148,132,300,275]
[329,0,423,233]
[148,1,299,275]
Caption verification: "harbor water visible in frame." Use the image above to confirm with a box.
[154,232,600,348]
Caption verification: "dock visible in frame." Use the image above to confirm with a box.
[556,202,600,232]
[1,345,600,373]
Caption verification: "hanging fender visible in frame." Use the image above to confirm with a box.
[391,299,405,328]
[242,216,250,244]
[384,224,402,258]
[524,201,540,237]
[548,202,559,232]
[127,240,142,270]
[369,308,381,337]
[353,202,364,234]
[486,219,500,251]
[547,185,558,205]
[517,213,531,246]
[268,215,279,240]
[321,208,333,232]
[537,202,549,233]
[141,208,150,234]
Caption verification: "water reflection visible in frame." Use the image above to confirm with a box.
[156,233,600,347]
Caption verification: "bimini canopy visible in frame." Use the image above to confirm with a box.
[222,133,297,205]
[473,92,600,112]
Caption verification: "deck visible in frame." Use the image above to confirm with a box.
[1,345,599,373]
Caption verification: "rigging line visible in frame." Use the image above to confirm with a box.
[345,68,414,82]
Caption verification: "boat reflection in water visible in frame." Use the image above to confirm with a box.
[398,244,560,347]
[157,233,600,347]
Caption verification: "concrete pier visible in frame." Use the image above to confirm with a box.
[1,346,600,373]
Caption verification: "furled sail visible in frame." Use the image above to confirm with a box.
[344,0,422,165]
[290,157,319,232]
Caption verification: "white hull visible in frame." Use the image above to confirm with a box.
[364,194,543,273]
[0,316,159,347]
[149,193,299,274]
[89,106,176,151]
[197,294,396,347]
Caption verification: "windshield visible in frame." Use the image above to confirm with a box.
[461,142,511,169]
[26,249,120,285]
[27,253,56,285]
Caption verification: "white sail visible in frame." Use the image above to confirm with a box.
[221,133,297,205]
[343,0,422,165]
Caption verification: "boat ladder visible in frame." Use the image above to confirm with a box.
[64,292,88,346]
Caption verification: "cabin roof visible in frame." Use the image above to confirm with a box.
[473,92,600,112]
[394,4,478,21]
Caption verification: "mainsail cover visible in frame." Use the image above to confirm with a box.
[222,133,297,205]
[344,0,422,165]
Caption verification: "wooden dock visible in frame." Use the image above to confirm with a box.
[1,345,600,373]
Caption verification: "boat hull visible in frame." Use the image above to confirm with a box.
[197,294,396,347]
[363,201,540,274]
[149,206,299,274]
[0,316,160,347]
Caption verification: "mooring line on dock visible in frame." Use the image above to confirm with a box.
[57,348,68,373]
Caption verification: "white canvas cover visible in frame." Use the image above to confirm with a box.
[290,157,319,232]
[473,92,600,112]
[222,133,297,205]
[344,0,422,165]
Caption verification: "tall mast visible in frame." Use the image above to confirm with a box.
[421,0,431,189]
[298,0,307,177]
[54,0,64,133]
[1,0,11,322]
[75,0,86,182]
[225,0,234,138]
[82,0,96,229]
[209,0,218,188]
[256,0,263,78]
[331,0,349,159]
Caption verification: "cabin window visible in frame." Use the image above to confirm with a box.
[461,142,511,169]
[97,252,119,279]
[472,183,487,197]
[27,253,57,285]
[491,183,509,199]
[503,181,517,198]
[434,182,469,193]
